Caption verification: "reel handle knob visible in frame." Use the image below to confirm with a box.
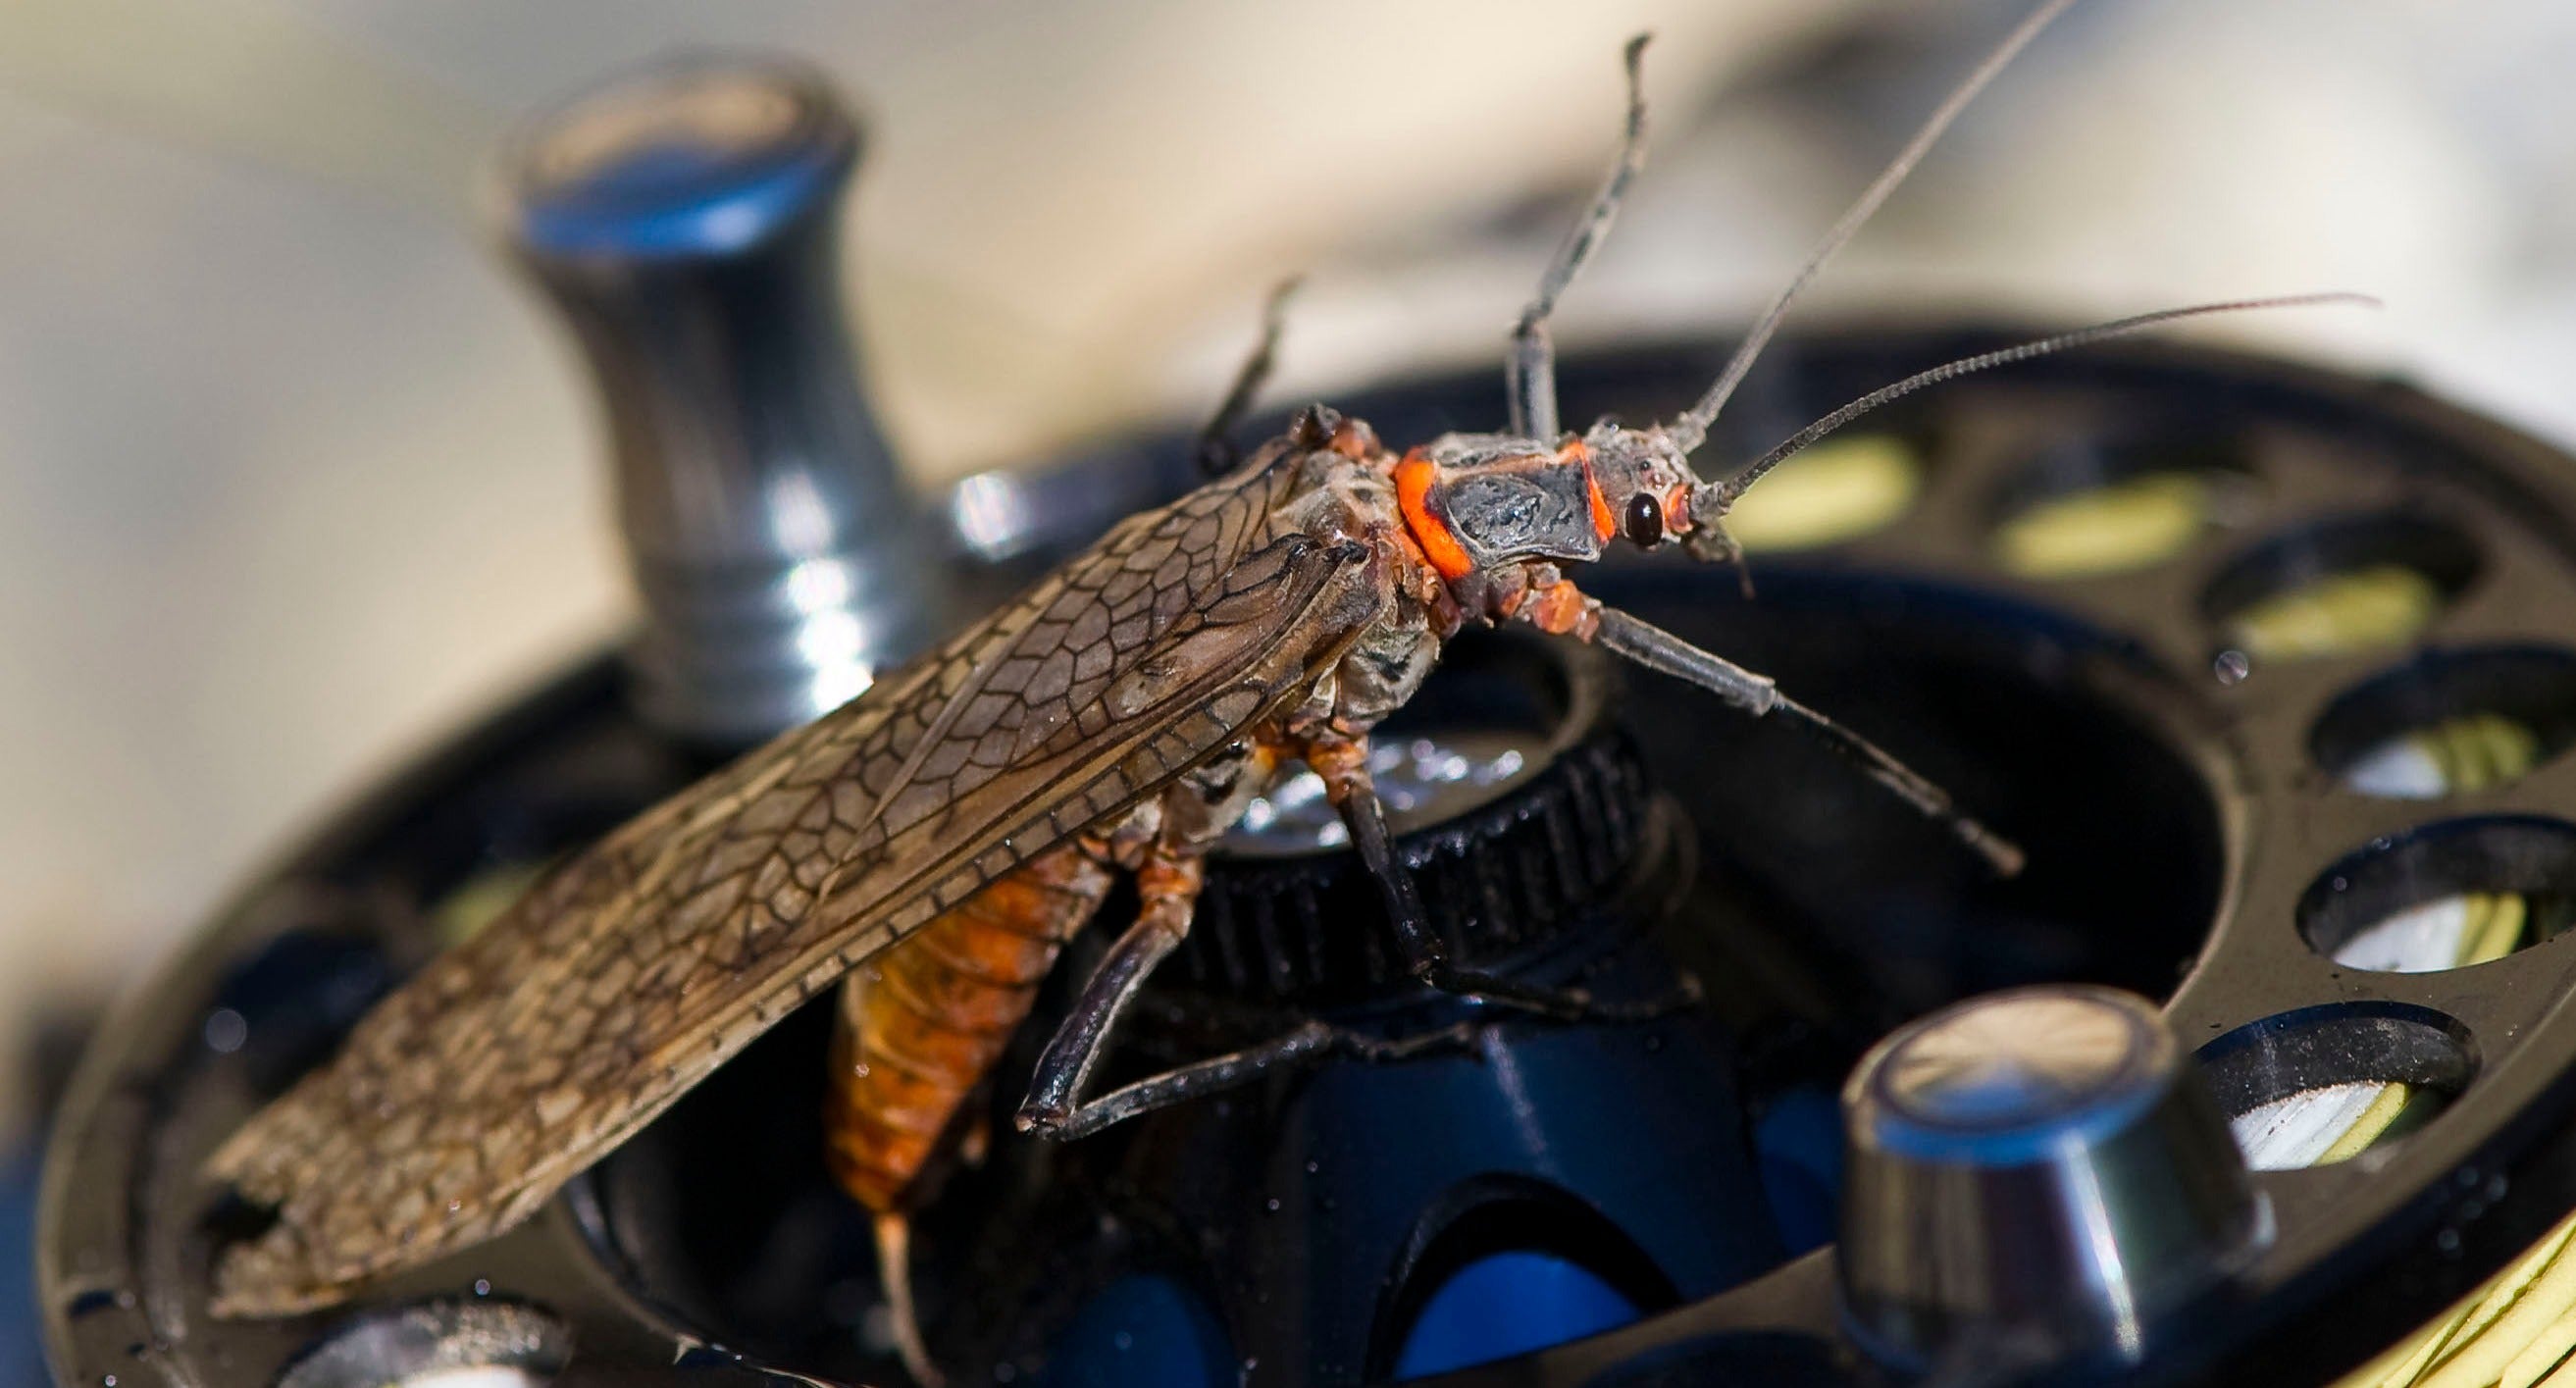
[1838,984,2264,1370]
[499,55,939,744]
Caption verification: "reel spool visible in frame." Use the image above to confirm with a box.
[42,54,2576,1388]
[46,329,2576,1388]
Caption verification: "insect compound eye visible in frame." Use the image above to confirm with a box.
[1623,493,1665,546]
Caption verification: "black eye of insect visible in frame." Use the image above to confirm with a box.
[1623,493,1665,545]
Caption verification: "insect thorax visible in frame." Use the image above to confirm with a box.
[1416,432,1606,571]
[1258,438,1445,736]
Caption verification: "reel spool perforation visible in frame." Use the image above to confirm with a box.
[1547,330,2576,1383]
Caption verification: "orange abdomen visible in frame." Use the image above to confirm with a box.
[824,847,1112,1212]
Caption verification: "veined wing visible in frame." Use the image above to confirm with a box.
[205,443,1376,1315]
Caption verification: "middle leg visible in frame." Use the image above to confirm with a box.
[1300,729,1695,1023]
[1009,724,1696,1146]
[1011,842,1502,1142]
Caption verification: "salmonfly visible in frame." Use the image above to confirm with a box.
[203,1,2364,1381]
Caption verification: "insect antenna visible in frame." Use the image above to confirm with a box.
[1707,292,2379,507]
[1592,606,2026,876]
[1665,0,2080,456]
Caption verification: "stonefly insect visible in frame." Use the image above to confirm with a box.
[204,1,2364,1381]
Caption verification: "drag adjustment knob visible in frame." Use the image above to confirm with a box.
[1838,984,2264,1369]
[499,56,941,745]
[1177,632,1658,1005]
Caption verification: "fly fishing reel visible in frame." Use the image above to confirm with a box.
[42,51,2576,1388]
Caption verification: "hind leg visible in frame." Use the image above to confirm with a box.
[1014,1015,1487,1141]
[1014,846,1205,1134]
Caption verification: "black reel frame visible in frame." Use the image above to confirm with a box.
[41,328,2576,1388]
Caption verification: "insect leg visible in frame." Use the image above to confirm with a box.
[1010,832,1495,1140]
[1196,278,1301,477]
[1014,848,1205,1136]
[1310,732,1688,1022]
[1508,35,1650,440]
[1587,605,2026,876]
[1014,1017,1486,1142]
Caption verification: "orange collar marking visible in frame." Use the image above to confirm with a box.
[1393,452,1474,580]
[1569,439,1616,543]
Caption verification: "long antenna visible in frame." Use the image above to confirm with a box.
[1709,292,2380,505]
[1666,0,2081,455]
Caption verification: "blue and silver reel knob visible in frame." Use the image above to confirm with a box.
[1839,984,2265,1370]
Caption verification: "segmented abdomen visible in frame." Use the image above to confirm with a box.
[824,846,1113,1211]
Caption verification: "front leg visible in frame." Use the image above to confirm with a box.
[1512,571,2024,876]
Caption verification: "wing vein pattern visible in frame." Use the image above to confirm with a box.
[206,447,1362,1314]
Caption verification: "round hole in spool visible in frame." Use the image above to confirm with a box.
[274,1299,571,1388]
[1725,434,1925,553]
[2298,816,2576,974]
[1988,424,2258,579]
[2199,512,2480,665]
[2194,1002,2473,1170]
[2310,646,2576,799]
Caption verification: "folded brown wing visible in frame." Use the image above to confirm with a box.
[205,453,1375,1315]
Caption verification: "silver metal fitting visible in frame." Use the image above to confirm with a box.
[499,55,941,744]
[1838,984,2265,1371]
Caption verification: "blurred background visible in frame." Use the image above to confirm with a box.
[0,0,2566,1230]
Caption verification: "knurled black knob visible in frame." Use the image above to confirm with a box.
[1174,630,1661,1006]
